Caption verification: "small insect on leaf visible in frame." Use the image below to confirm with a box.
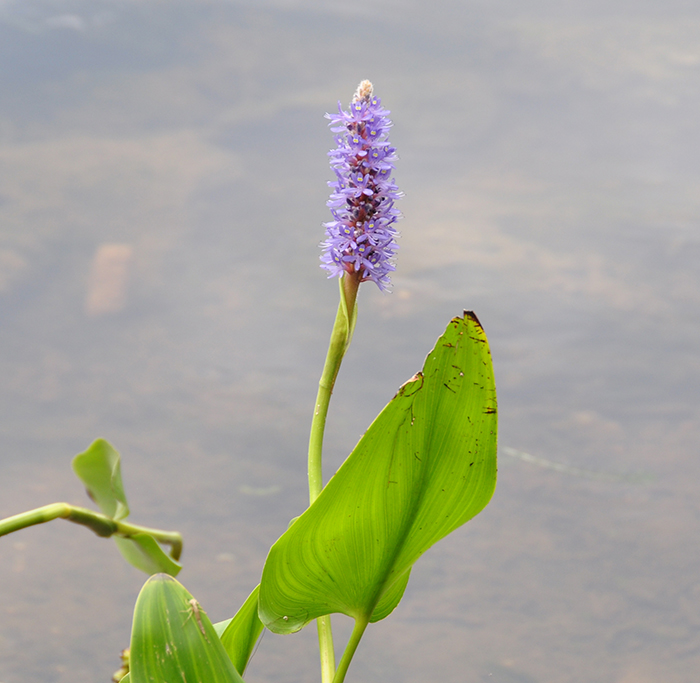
[183,598,209,641]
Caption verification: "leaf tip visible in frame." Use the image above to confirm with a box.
[463,310,483,329]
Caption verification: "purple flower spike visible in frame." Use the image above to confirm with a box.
[320,80,402,291]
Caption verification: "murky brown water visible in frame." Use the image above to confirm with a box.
[1,2,699,682]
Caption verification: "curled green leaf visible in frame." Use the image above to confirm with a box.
[72,439,129,520]
[72,439,182,575]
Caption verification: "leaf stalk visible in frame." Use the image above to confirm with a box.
[332,616,370,683]
[0,503,182,560]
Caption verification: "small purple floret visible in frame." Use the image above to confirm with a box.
[320,80,402,291]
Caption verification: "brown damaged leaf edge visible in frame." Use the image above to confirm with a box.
[395,313,485,400]
[464,309,483,329]
[464,310,488,344]
[396,372,424,398]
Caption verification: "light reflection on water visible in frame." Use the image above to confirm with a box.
[1,2,699,682]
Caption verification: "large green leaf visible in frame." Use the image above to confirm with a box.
[216,585,265,675]
[130,573,245,683]
[259,312,497,633]
[72,439,129,520]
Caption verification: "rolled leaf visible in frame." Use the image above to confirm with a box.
[129,573,244,683]
[259,312,498,633]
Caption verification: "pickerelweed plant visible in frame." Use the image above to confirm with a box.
[0,80,498,683]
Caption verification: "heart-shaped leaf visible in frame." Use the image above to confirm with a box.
[130,573,245,683]
[259,312,497,633]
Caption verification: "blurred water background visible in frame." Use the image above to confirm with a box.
[1,1,699,682]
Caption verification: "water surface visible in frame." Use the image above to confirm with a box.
[1,2,699,682]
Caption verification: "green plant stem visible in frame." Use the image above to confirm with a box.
[308,272,360,683]
[308,273,360,502]
[0,503,183,560]
[332,616,370,683]
[317,616,335,683]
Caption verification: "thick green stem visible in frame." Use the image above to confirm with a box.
[0,503,182,561]
[332,616,370,683]
[308,272,360,683]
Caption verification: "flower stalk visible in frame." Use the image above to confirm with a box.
[308,273,359,683]
[309,80,401,683]
[307,273,360,503]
